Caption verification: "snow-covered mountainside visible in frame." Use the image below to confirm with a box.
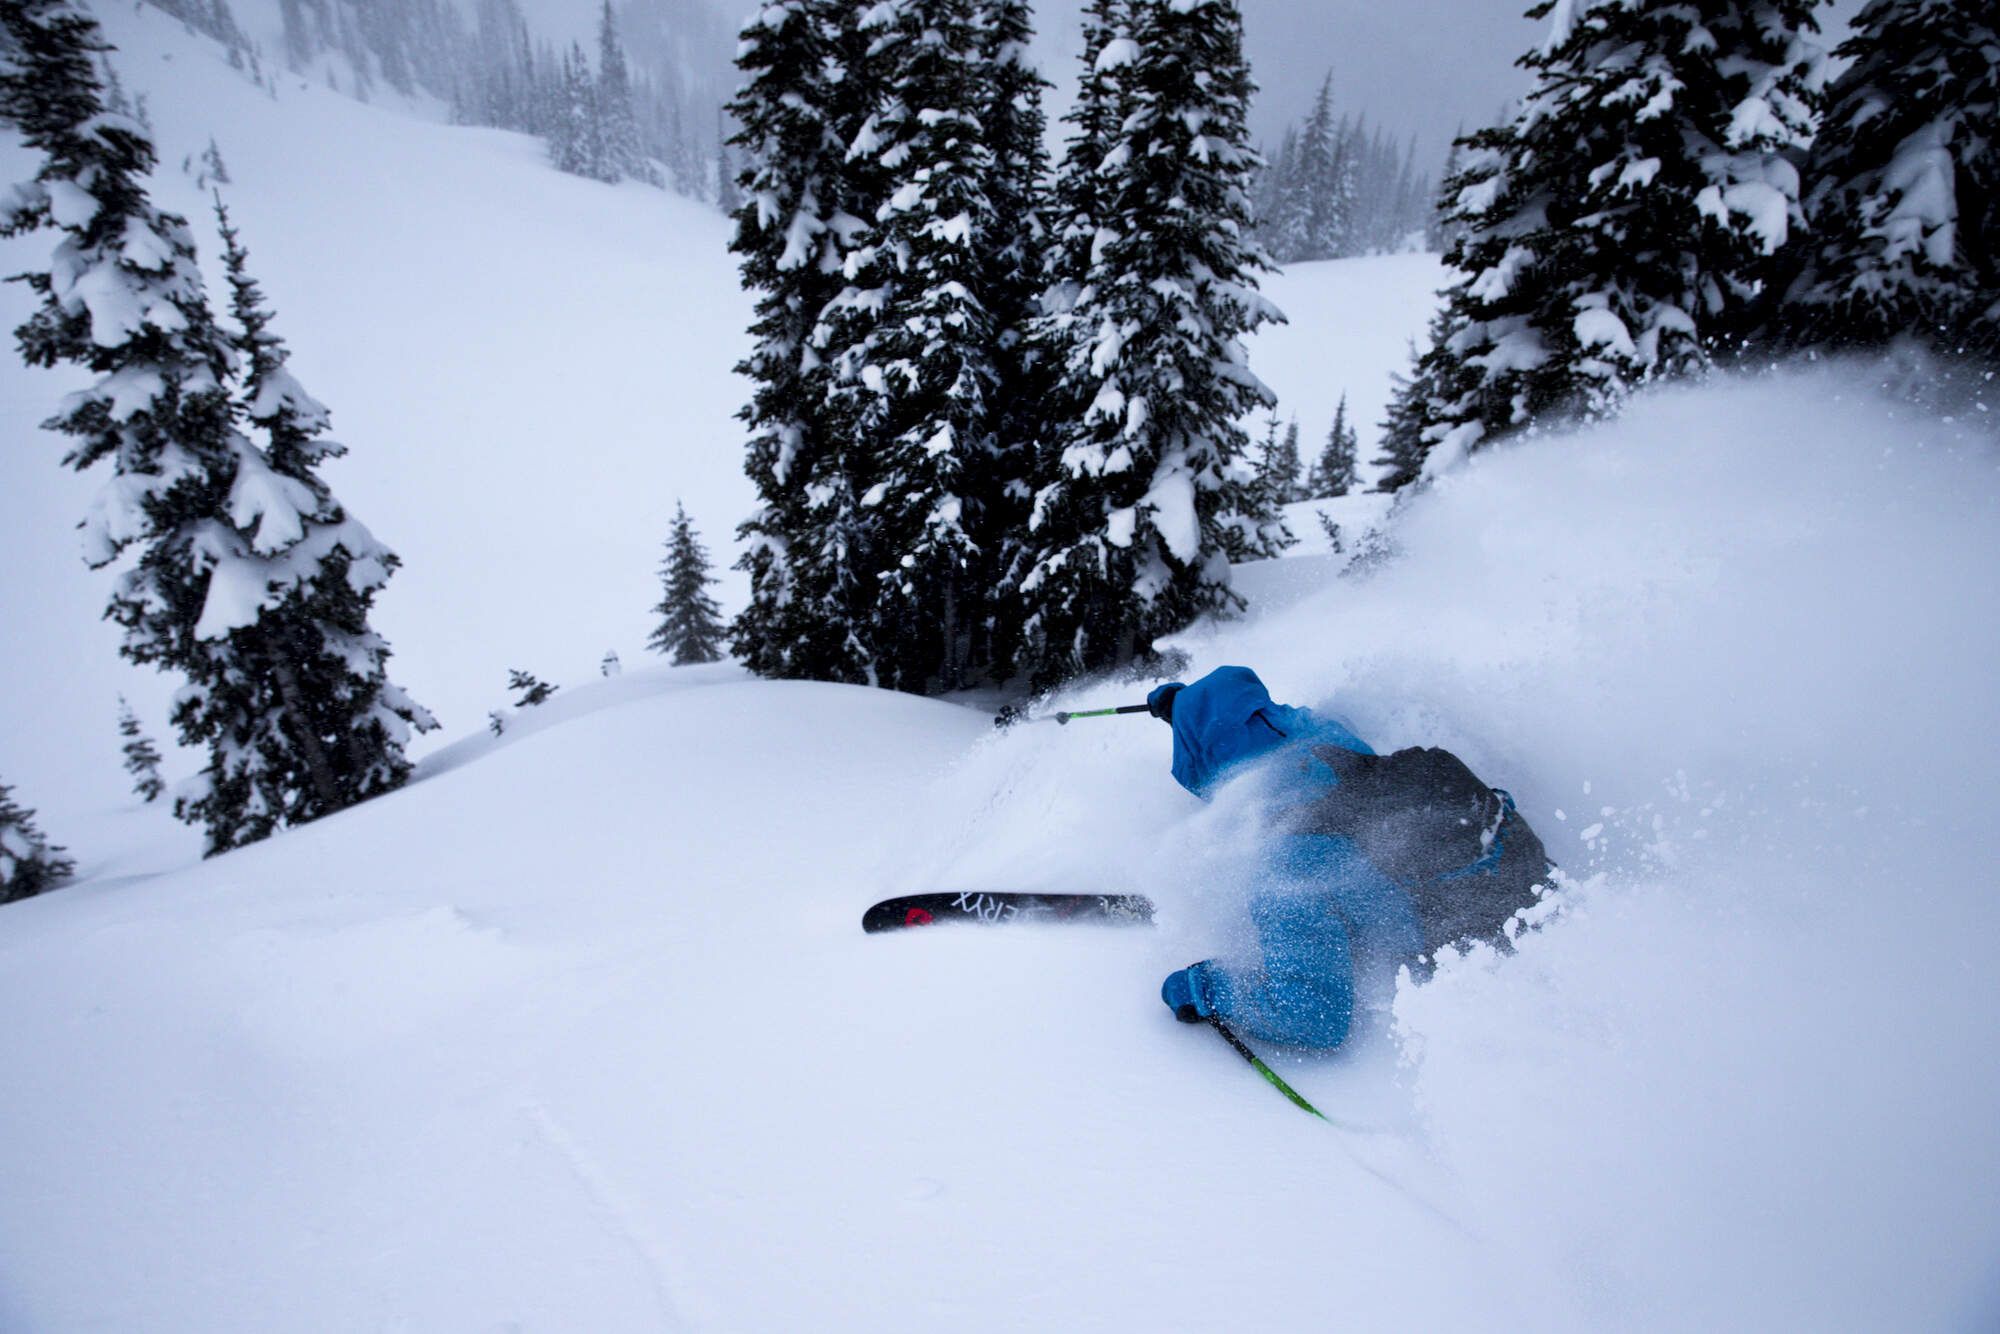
[4,5,1998,1332]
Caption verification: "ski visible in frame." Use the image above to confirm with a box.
[862,892,1155,933]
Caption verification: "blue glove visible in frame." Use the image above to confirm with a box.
[1161,960,1218,1024]
[1147,682,1185,723]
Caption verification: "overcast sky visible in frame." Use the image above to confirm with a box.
[1029,0,1537,169]
[602,0,1867,180]
[1030,0,1863,173]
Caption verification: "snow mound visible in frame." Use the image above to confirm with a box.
[1158,365,2000,1329]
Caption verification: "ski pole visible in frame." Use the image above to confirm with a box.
[1209,1016,1327,1121]
[1053,704,1150,725]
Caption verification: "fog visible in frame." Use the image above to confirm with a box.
[1030,0,1537,167]
[1030,0,1866,171]
[533,0,1868,181]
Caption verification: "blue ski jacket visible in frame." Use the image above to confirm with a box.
[1158,667,1421,1050]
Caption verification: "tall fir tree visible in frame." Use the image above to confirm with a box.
[980,0,1053,680]
[1784,0,1998,365]
[1296,71,1347,259]
[650,501,726,665]
[117,696,166,803]
[1255,126,1300,253]
[3,0,251,849]
[1,1,432,855]
[183,198,436,852]
[728,0,879,684]
[1380,0,1825,483]
[810,0,1005,691]
[1016,0,1285,686]
[1037,0,1131,322]
[1310,394,1358,498]
[595,0,649,183]
[549,42,604,180]
[0,780,74,904]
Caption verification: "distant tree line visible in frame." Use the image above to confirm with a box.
[1377,0,1998,491]
[727,0,1289,696]
[1250,72,1432,264]
[133,0,728,197]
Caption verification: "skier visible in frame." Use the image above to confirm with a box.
[1151,666,1549,1050]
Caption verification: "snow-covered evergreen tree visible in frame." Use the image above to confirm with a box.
[1295,72,1347,259]
[1015,0,1284,686]
[810,0,1006,691]
[549,42,602,180]
[3,3,433,854]
[595,0,649,184]
[0,780,74,904]
[1426,134,1465,253]
[980,0,1052,679]
[1309,394,1358,498]
[1255,127,1297,247]
[1785,0,1998,364]
[1258,414,1304,505]
[3,0,247,850]
[1037,0,1130,323]
[173,198,437,852]
[650,501,725,665]
[117,696,166,803]
[1383,0,1825,482]
[728,0,878,683]
[601,649,622,677]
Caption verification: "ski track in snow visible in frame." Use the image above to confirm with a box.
[521,1100,693,1331]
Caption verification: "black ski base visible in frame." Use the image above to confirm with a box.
[862,892,1156,933]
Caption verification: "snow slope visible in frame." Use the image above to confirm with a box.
[4,365,1996,1331]
[6,6,1997,1331]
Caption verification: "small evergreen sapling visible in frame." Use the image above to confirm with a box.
[0,780,75,903]
[190,135,229,188]
[1259,415,1305,506]
[1309,395,1358,498]
[650,502,725,665]
[601,650,622,677]
[508,670,558,708]
[117,696,165,803]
